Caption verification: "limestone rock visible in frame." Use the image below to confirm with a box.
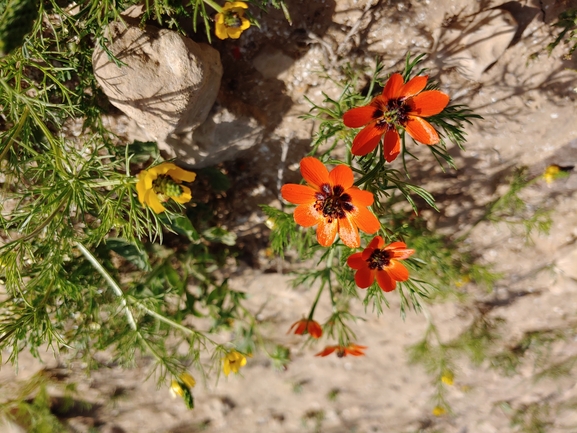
[432,9,518,82]
[161,104,265,168]
[92,19,222,143]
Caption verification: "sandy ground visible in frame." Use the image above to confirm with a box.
[2,0,577,432]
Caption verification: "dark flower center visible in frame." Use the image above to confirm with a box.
[314,183,354,223]
[336,348,345,358]
[372,97,411,129]
[153,175,183,198]
[367,249,392,270]
[224,11,242,28]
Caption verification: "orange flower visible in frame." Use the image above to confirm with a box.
[288,319,323,339]
[347,236,414,292]
[343,73,449,162]
[315,343,367,357]
[280,157,380,248]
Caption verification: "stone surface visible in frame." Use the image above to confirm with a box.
[92,18,223,143]
[432,8,518,82]
[162,104,265,168]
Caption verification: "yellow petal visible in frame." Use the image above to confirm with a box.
[146,190,166,213]
[215,22,229,40]
[150,162,179,176]
[224,1,248,10]
[223,360,231,376]
[172,186,192,204]
[227,27,244,39]
[136,175,148,204]
[167,166,196,183]
[215,13,225,24]
[239,17,250,31]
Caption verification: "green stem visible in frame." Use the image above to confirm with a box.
[75,241,138,331]
[134,302,217,346]
[307,283,324,320]
[203,0,222,12]
[354,156,385,187]
[0,106,29,162]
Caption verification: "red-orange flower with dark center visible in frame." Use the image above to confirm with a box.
[347,236,415,292]
[343,73,450,162]
[288,319,323,339]
[315,343,367,358]
[280,157,380,248]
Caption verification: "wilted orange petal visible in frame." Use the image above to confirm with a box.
[343,106,375,128]
[345,345,367,356]
[376,270,396,292]
[405,116,440,145]
[387,260,410,282]
[351,123,384,156]
[409,90,450,117]
[382,73,404,99]
[399,75,428,98]
[300,157,330,189]
[353,206,380,235]
[294,204,321,227]
[307,321,323,338]
[315,346,337,357]
[288,320,307,335]
[383,128,401,162]
[355,266,374,288]
[281,184,316,204]
[329,165,354,190]
[316,217,338,247]
[339,215,361,248]
[346,252,366,270]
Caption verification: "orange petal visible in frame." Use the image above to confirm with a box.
[300,157,329,189]
[345,345,367,356]
[382,73,404,99]
[386,241,408,249]
[294,204,321,227]
[408,90,450,117]
[376,270,396,292]
[399,75,428,98]
[316,217,338,247]
[347,252,366,270]
[351,123,384,156]
[329,164,354,190]
[343,106,375,128]
[315,346,337,357]
[338,214,360,248]
[289,320,307,335]
[355,266,374,288]
[387,260,410,282]
[352,206,380,235]
[307,321,323,339]
[369,235,385,249]
[405,116,440,145]
[281,184,317,204]
[347,187,374,207]
[383,128,401,162]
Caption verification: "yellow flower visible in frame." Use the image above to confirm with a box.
[223,350,247,376]
[180,372,196,389]
[441,371,454,386]
[170,372,196,409]
[543,164,561,185]
[215,2,251,40]
[136,162,196,213]
[432,406,447,416]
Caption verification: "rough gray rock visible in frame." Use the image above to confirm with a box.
[92,18,223,143]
